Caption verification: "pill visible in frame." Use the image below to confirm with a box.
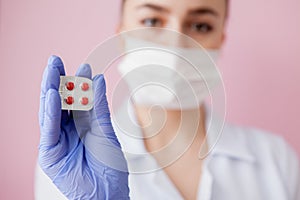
[65,96,74,105]
[66,82,75,91]
[81,82,89,91]
[81,97,89,105]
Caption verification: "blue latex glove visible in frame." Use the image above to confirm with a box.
[38,55,129,199]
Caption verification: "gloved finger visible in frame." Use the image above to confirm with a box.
[72,64,93,131]
[40,88,62,148]
[39,90,68,176]
[39,55,66,127]
[75,63,92,79]
[93,74,121,148]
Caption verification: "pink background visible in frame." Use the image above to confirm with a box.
[1,0,299,199]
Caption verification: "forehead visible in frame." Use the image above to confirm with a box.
[124,0,226,17]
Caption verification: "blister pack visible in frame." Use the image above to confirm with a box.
[59,76,94,111]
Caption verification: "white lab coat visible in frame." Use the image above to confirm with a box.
[35,104,300,200]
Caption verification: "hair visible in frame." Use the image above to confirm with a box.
[121,0,230,19]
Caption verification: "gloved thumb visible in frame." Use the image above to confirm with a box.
[83,74,128,172]
[93,74,121,147]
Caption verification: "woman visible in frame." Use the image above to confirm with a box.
[35,0,300,199]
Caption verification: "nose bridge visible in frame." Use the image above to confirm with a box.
[166,18,182,33]
[165,22,182,47]
[165,18,191,48]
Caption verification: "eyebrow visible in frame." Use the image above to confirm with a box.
[136,4,219,17]
[188,7,219,17]
[136,3,170,13]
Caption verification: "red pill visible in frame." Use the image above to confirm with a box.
[65,96,74,105]
[66,82,75,91]
[81,97,89,105]
[81,82,89,91]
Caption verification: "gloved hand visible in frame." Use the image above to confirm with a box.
[38,55,129,200]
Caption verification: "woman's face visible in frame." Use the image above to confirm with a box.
[118,0,227,49]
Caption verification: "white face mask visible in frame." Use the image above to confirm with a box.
[117,37,221,110]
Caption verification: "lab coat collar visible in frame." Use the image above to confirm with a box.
[208,126,256,163]
[205,106,256,163]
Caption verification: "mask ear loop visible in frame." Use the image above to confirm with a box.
[197,51,226,160]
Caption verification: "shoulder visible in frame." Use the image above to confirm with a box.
[224,123,299,166]
[219,123,300,198]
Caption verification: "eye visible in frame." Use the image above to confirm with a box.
[141,18,162,27]
[191,23,213,33]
